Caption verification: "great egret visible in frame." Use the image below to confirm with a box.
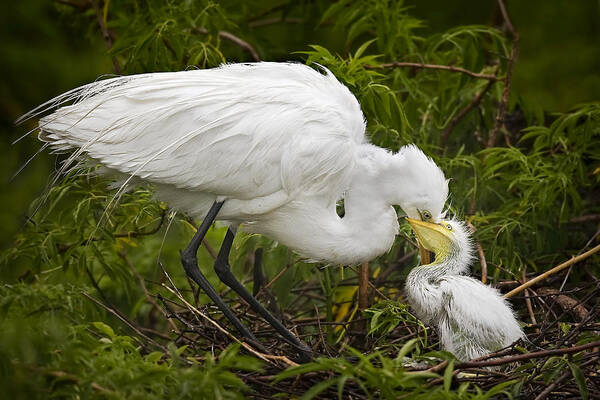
[23,62,449,361]
[405,218,524,361]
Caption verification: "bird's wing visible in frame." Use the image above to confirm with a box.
[36,63,366,203]
[437,276,523,359]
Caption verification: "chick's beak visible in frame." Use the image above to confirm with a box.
[406,218,453,264]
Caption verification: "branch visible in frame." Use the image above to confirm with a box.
[82,291,167,351]
[118,251,179,332]
[569,214,600,224]
[504,243,600,298]
[441,80,495,145]
[536,287,589,321]
[365,62,502,81]
[487,0,519,147]
[55,0,90,10]
[454,340,600,369]
[194,28,260,62]
[358,262,369,311]
[497,0,517,38]
[161,284,298,367]
[89,0,121,74]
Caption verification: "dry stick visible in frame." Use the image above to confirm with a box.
[441,80,495,146]
[521,268,538,332]
[569,214,600,224]
[504,243,600,298]
[118,251,179,332]
[55,0,91,10]
[536,287,589,322]
[348,265,389,301]
[259,263,291,293]
[89,0,121,74]
[454,340,600,369]
[534,364,585,400]
[365,62,501,81]
[424,340,600,374]
[193,27,261,61]
[161,284,298,367]
[82,291,167,351]
[487,0,519,147]
[358,262,370,313]
[477,242,488,284]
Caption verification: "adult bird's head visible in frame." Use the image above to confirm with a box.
[388,145,448,224]
[406,217,474,273]
[385,145,449,264]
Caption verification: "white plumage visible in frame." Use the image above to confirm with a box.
[406,218,524,361]
[29,62,449,265]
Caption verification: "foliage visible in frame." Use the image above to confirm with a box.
[0,283,263,399]
[2,0,599,398]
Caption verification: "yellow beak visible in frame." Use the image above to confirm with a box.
[406,218,453,264]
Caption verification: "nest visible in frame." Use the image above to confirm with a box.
[101,252,600,399]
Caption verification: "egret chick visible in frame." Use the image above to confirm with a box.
[405,218,523,361]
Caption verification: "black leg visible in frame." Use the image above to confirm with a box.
[180,201,266,352]
[214,229,313,362]
[252,248,264,297]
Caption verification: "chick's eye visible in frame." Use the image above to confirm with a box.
[445,224,453,231]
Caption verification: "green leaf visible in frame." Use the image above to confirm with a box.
[145,351,164,363]
[567,361,589,400]
[443,359,455,392]
[92,321,115,339]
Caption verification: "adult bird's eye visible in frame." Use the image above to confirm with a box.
[422,210,432,221]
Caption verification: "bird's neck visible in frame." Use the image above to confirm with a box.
[408,239,471,280]
[404,256,465,324]
[252,152,401,264]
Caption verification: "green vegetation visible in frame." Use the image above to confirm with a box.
[2,1,599,398]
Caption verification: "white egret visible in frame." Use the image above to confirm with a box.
[23,62,449,361]
[405,218,524,361]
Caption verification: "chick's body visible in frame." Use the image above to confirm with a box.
[405,219,523,361]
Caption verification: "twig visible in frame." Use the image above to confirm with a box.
[569,214,600,224]
[374,250,416,287]
[248,17,304,28]
[536,287,589,321]
[55,0,90,10]
[36,368,114,394]
[118,251,179,332]
[348,265,389,301]
[487,0,519,147]
[477,242,488,284]
[522,268,538,331]
[161,284,298,367]
[114,209,166,238]
[533,369,575,400]
[441,80,495,145]
[365,62,501,81]
[58,211,166,254]
[82,291,167,351]
[496,0,517,37]
[358,262,370,313]
[453,340,600,369]
[260,263,291,292]
[193,27,260,61]
[425,340,600,372]
[89,0,121,74]
[505,243,600,298]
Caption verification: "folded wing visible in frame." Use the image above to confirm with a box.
[35,63,366,204]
